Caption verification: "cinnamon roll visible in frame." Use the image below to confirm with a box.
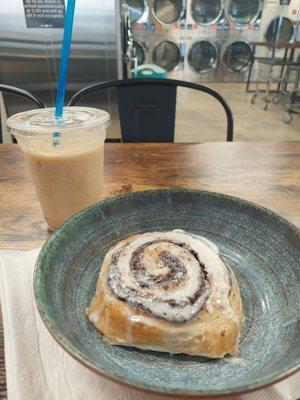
[86,230,243,358]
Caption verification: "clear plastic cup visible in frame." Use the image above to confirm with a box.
[7,107,110,231]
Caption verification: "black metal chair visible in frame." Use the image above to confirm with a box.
[0,84,46,142]
[69,79,233,142]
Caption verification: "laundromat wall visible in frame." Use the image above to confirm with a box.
[124,0,300,83]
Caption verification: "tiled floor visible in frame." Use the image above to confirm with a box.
[108,83,300,142]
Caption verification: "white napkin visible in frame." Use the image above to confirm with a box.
[0,250,299,400]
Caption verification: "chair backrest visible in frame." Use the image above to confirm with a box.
[0,85,46,142]
[116,83,176,142]
[0,84,46,109]
[69,79,234,142]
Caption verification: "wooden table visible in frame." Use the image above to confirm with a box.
[0,142,300,398]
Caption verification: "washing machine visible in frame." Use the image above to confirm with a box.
[148,0,186,79]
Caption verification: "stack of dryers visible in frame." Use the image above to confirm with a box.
[256,0,295,70]
[184,0,225,83]
[183,0,263,83]
[124,0,150,72]
[220,0,263,82]
[124,0,288,84]
[148,0,185,79]
[124,0,186,79]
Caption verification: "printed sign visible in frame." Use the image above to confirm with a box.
[265,0,279,6]
[23,0,65,28]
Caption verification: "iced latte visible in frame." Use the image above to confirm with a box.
[7,107,110,230]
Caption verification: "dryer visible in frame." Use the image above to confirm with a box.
[218,0,262,82]
[123,0,186,79]
[148,0,186,79]
[221,39,253,78]
[189,0,224,26]
[220,23,255,82]
[133,40,147,66]
[152,39,182,74]
[124,0,151,74]
[186,0,225,35]
[255,0,296,79]
[152,0,185,25]
[125,0,149,23]
[258,0,295,45]
[264,15,294,43]
[185,39,219,82]
[184,0,225,82]
[226,0,262,27]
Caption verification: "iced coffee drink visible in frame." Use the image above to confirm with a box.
[7,107,110,230]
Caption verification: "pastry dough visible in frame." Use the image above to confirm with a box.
[86,230,243,358]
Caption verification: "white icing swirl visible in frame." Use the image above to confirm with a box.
[107,230,233,323]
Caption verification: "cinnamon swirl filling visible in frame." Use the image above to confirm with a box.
[107,230,232,323]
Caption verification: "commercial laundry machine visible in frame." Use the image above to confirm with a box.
[220,0,263,82]
[184,0,225,82]
[148,0,186,79]
[125,0,149,23]
[258,0,295,45]
[123,0,150,74]
[258,0,295,54]
[221,38,254,81]
[253,0,296,81]
[123,0,267,83]
[226,0,262,26]
[124,0,186,78]
[189,0,225,26]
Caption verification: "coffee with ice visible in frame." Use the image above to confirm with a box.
[7,107,110,230]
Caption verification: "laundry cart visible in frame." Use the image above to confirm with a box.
[248,0,299,110]
[282,55,300,123]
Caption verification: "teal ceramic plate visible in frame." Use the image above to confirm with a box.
[34,189,300,397]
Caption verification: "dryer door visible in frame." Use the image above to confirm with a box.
[228,0,260,26]
[153,41,181,71]
[125,0,145,22]
[188,41,218,73]
[133,41,146,65]
[153,0,183,24]
[191,0,223,25]
[223,41,253,72]
[265,17,294,43]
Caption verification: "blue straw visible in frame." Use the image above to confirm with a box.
[54,0,76,145]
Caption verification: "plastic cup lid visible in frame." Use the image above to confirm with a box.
[7,107,110,136]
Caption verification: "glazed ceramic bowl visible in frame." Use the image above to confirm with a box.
[34,189,300,397]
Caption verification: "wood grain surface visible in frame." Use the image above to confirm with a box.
[0,142,300,398]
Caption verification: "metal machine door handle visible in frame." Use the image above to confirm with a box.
[122,5,135,78]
